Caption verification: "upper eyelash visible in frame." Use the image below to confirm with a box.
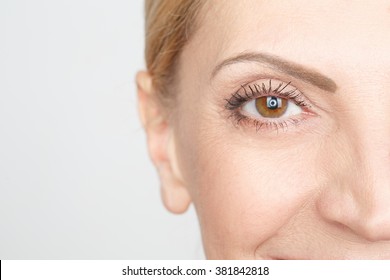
[224,79,309,110]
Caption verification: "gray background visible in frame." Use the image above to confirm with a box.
[0,0,203,259]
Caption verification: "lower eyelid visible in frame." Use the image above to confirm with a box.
[231,112,300,133]
[227,101,318,134]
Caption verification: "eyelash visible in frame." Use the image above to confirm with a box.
[224,79,313,133]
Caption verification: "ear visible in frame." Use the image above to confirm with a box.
[136,71,192,214]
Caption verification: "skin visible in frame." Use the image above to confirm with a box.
[137,0,390,259]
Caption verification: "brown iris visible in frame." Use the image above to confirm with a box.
[255,96,288,118]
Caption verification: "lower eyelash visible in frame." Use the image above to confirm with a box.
[228,110,303,133]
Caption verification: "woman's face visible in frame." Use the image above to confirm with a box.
[151,0,390,259]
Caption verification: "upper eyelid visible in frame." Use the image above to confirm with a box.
[224,79,310,110]
[238,80,302,100]
[242,81,295,96]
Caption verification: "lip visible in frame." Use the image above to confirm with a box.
[267,254,390,260]
[256,252,308,260]
[257,255,299,260]
[267,256,307,260]
[264,252,324,260]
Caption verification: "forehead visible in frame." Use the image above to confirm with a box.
[183,0,390,81]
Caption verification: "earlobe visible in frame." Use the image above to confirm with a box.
[161,133,192,213]
[159,161,192,214]
[136,71,192,214]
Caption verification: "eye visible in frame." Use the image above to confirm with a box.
[242,96,302,119]
[224,79,314,133]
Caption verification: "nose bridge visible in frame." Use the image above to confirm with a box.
[356,80,390,185]
[348,137,390,241]
[316,82,390,241]
[344,76,390,204]
[355,116,390,233]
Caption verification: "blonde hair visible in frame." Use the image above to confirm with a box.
[144,0,204,107]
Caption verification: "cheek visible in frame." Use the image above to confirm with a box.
[174,113,323,258]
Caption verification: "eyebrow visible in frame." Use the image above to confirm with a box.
[211,52,338,93]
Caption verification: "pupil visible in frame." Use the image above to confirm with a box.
[268,97,278,109]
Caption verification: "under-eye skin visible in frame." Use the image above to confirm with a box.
[224,79,315,133]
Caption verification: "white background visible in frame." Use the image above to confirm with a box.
[3,260,389,280]
[0,0,203,259]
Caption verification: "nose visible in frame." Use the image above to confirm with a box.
[316,122,390,242]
